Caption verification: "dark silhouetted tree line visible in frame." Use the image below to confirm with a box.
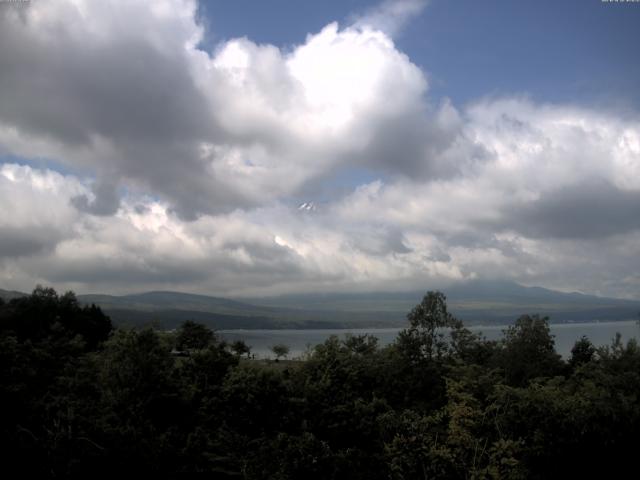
[1,288,639,478]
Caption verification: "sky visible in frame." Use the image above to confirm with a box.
[0,0,639,299]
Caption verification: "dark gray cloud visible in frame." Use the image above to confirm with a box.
[218,241,306,276]
[0,3,214,146]
[40,255,212,286]
[506,181,640,239]
[348,228,412,256]
[0,1,241,216]
[71,178,121,216]
[333,99,488,182]
[0,227,61,258]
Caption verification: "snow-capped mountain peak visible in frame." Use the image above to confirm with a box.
[297,202,317,212]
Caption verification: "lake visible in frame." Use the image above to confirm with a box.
[220,320,640,359]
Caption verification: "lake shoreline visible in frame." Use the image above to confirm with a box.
[219,320,640,360]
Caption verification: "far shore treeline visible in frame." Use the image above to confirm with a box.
[1,286,639,477]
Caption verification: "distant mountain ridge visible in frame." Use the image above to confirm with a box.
[2,281,639,329]
[243,280,640,324]
[0,288,27,301]
[79,291,270,316]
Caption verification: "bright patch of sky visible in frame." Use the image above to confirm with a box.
[199,0,640,108]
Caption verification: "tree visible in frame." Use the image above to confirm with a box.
[271,343,290,360]
[498,314,563,386]
[397,291,463,361]
[99,328,177,415]
[0,286,112,349]
[230,339,251,358]
[569,335,595,369]
[175,320,215,351]
[344,333,378,356]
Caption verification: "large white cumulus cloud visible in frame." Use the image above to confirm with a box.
[0,0,461,218]
[0,0,639,298]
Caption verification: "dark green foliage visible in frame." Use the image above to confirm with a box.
[180,342,238,399]
[270,343,290,360]
[399,291,462,361]
[343,332,378,355]
[0,285,112,348]
[230,339,251,357]
[2,286,640,477]
[175,319,216,351]
[0,287,113,475]
[569,335,596,369]
[495,314,564,386]
[242,432,336,480]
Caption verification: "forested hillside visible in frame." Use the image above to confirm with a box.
[2,287,639,478]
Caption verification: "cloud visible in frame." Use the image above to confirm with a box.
[71,177,121,216]
[0,0,457,219]
[0,227,61,259]
[505,180,640,239]
[352,0,428,37]
[0,2,639,299]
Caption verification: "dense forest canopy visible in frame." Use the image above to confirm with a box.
[1,287,639,478]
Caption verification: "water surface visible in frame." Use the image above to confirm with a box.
[220,321,640,359]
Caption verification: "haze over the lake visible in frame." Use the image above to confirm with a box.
[1,0,639,299]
